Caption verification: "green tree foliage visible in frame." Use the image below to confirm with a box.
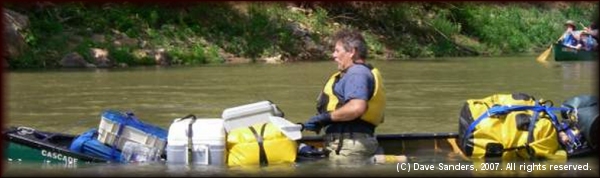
[5,2,597,68]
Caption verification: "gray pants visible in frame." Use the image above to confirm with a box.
[324,133,379,165]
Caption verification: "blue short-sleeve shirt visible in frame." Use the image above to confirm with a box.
[333,64,374,104]
[562,31,579,47]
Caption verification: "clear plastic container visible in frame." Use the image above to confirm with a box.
[120,141,160,163]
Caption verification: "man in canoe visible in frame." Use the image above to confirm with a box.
[578,30,598,51]
[303,29,387,164]
[560,20,582,49]
[583,22,598,41]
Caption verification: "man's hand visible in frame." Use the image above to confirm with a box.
[303,112,332,133]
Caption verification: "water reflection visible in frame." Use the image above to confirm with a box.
[562,63,581,91]
[560,61,598,93]
[4,156,598,177]
[5,141,598,177]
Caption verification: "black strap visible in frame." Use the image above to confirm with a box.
[259,123,268,165]
[526,111,540,161]
[181,114,197,138]
[503,144,533,160]
[334,124,348,155]
[181,114,197,164]
[503,145,528,151]
[335,134,344,155]
[249,123,269,166]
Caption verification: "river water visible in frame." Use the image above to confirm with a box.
[3,57,598,176]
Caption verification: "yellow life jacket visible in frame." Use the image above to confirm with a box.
[316,64,386,126]
[457,93,567,161]
[226,122,297,166]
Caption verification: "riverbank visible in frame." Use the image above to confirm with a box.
[3,1,598,69]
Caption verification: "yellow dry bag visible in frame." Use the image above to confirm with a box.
[456,93,567,161]
[227,122,297,166]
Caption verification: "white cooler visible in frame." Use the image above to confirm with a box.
[221,101,284,132]
[166,117,226,165]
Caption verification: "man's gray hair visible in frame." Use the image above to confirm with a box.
[333,29,368,60]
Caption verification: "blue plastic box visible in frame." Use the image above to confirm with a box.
[96,110,168,154]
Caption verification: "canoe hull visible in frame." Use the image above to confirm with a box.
[553,43,598,61]
[5,126,596,164]
[3,127,110,164]
[4,126,464,164]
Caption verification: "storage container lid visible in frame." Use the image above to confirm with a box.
[167,117,226,144]
[269,116,302,140]
[221,101,276,119]
[102,110,168,139]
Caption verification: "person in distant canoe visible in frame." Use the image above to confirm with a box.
[560,20,581,49]
[583,22,598,41]
[303,29,387,164]
[578,30,598,51]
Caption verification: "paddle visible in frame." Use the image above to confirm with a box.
[536,37,562,63]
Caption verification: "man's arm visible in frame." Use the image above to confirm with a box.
[330,70,372,122]
[303,99,367,132]
[330,99,367,122]
[303,70,372,131]
[565,43,582,50]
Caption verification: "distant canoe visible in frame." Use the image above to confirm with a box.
[553,43,598,61]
